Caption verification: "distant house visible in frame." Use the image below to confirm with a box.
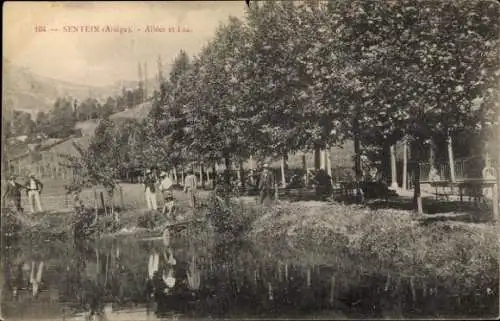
[7,136,91,180]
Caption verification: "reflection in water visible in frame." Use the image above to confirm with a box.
[1,217,498,320]
[29,261,44,297]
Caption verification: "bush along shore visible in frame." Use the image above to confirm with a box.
[1,200,499,318]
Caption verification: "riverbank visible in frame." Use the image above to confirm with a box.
[248,201,499,317]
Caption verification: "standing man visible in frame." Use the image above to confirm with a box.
[26,174,43,213]
[159,171,175,219]
[184,169,197,209]
[144,169,158,211]
[2,175,24,212]
[258,163,276,205]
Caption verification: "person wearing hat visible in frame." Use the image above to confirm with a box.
[258,163,276,205]
[183,168,197,209]
[143,169,158,211]
[159,171,175,219]
[25,174,43,213]
[2,175,25,212]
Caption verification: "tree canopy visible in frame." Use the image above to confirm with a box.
[55,0,500,184]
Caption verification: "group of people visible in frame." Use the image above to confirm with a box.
[2,174,44,213]
[143,168,198,219]
[143,163,278,216]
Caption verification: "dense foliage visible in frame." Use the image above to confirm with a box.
[102,0,499,177]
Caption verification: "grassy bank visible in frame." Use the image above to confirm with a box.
[247,201,499,317]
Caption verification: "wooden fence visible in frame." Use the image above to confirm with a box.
[419,156,496,182]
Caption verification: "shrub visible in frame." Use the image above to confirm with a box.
[204,194,260,243]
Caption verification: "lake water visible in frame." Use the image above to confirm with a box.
[1,216,497,320]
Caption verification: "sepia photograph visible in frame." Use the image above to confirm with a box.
[1,1,499,320]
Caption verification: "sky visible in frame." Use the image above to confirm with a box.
[3,1,247,86]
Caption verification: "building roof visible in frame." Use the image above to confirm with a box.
[47,136,91,157]
[7,136,91,161]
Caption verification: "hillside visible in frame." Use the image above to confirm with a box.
[2,59,162,117]
[109,101,153,121]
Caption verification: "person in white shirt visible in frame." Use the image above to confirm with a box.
[159,171,175,218]
[26,174,43,213]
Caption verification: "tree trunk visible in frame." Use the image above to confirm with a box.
[403,138,408,190]
[239,160,245,190]
[100,192,107,216]
[199,164,203,188]
[320,150,326,170]
[107,188,114,217]
[390,144,399,189]
[447,134,456,182]
[353,115,362,200]
[205,165,210,186]
[281,155,287,188]
[496,114,500,221]
[314,147,321,170]
[212,163,217,189]
[173,167,178,184]
[224,156,232,187]
[413,141,423,215]
[302,153,307,185]
[93,186,98,210]
[326,148,332,178]
[429,138,436,169]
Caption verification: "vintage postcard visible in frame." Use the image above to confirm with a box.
[1,1,499,320]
